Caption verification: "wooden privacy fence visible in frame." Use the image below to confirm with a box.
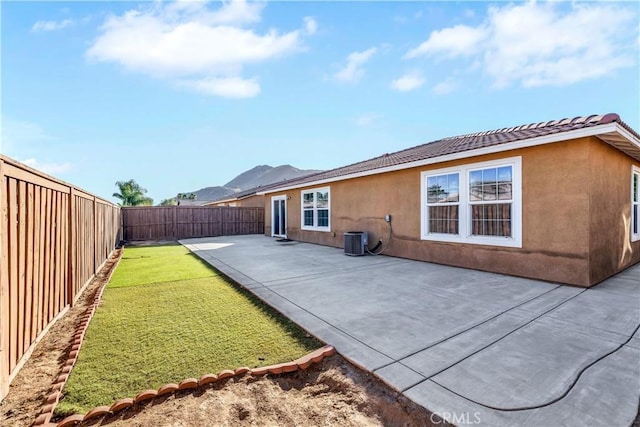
[121,206,264,241]
[0,155,121,402]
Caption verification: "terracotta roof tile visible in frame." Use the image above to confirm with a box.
[261,113,638,192]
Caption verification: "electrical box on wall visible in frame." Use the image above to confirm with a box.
[385,214,392,223]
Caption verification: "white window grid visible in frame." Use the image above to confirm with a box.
[301,187,331,232]
[421,156,522,248]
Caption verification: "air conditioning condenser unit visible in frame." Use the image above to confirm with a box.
[344,231,368,256]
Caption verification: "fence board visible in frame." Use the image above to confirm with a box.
[17,180,26,362]
[52,191,59,321]
[0,155,120,401]
[0,161,8,396]
[24,184,34,351]
[31,186,41,344]
[35,188,45,334]
[54,192,64,315]
[8,178,18,373]
[122,206,264,241]
[42,188,52,331]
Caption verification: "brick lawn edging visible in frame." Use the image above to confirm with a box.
[30,248,337,427]
[46,345,336,427]
[32,250,124,427]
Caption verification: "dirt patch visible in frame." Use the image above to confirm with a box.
[0,247,443,427]
[0,250,122,427]
[122,240,178,247]
[80,356,438,427]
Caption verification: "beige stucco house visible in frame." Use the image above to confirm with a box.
[258,114,640,287]
[206,188,264,208]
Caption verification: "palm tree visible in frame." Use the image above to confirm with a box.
[177,193,197,200]
[113,179,154,206]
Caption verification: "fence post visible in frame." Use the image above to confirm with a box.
[0,158,8,401]
[219,207,224,236]
[93,196,97,276]
[120,207,125,242]
[172,205,177,239]
[67,188,76,307]
[121,207,124,242]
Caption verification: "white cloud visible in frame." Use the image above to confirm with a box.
[432,78,458,95]
[31,19,73,32]
[354,113,382,127]
[163,0,263,26]
[304,17,318,35]
[86,0,313,98]
[390,72,425,92]
[404,1,638,88]
[21,158,73,175]
[405,24,487,59]
[179,76,260,98]
[334,47,377,83]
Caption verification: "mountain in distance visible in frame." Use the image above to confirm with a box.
[225,165,322,191]
[179,165,322,203]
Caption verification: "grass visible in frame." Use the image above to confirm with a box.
[56,244,319,416]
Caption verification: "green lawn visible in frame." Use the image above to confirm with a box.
[57,244,319,416]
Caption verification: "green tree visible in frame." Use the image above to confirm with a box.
[177,193,197,200]
[113,179,153,206]
[160,198,178,206]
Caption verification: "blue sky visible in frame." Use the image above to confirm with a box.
[2,0,639,203]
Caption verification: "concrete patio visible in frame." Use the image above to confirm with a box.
[181,235,640,427]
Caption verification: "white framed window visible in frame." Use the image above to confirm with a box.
[632,165,640,242]
[301,187,330,231]
[421,156,522,248]
[426,172,460,235]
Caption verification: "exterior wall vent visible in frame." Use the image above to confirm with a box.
[344,232,368,256]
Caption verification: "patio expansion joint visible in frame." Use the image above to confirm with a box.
[259,259,401,286]
[537,313,638,343]
[402,288,640,413]
[373,284,563,376]
[401,287,588,392]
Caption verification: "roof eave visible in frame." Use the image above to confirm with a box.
[205,198,236,205]
[259,123,639,194]
[596,123,640,162]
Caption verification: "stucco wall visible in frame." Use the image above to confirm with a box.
[264,137,638,287]
[237,195,265,208]
[588,138,640,283]
[207,194,264,208]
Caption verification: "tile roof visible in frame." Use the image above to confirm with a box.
[176,199,210,206]
[260,113,639,193]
